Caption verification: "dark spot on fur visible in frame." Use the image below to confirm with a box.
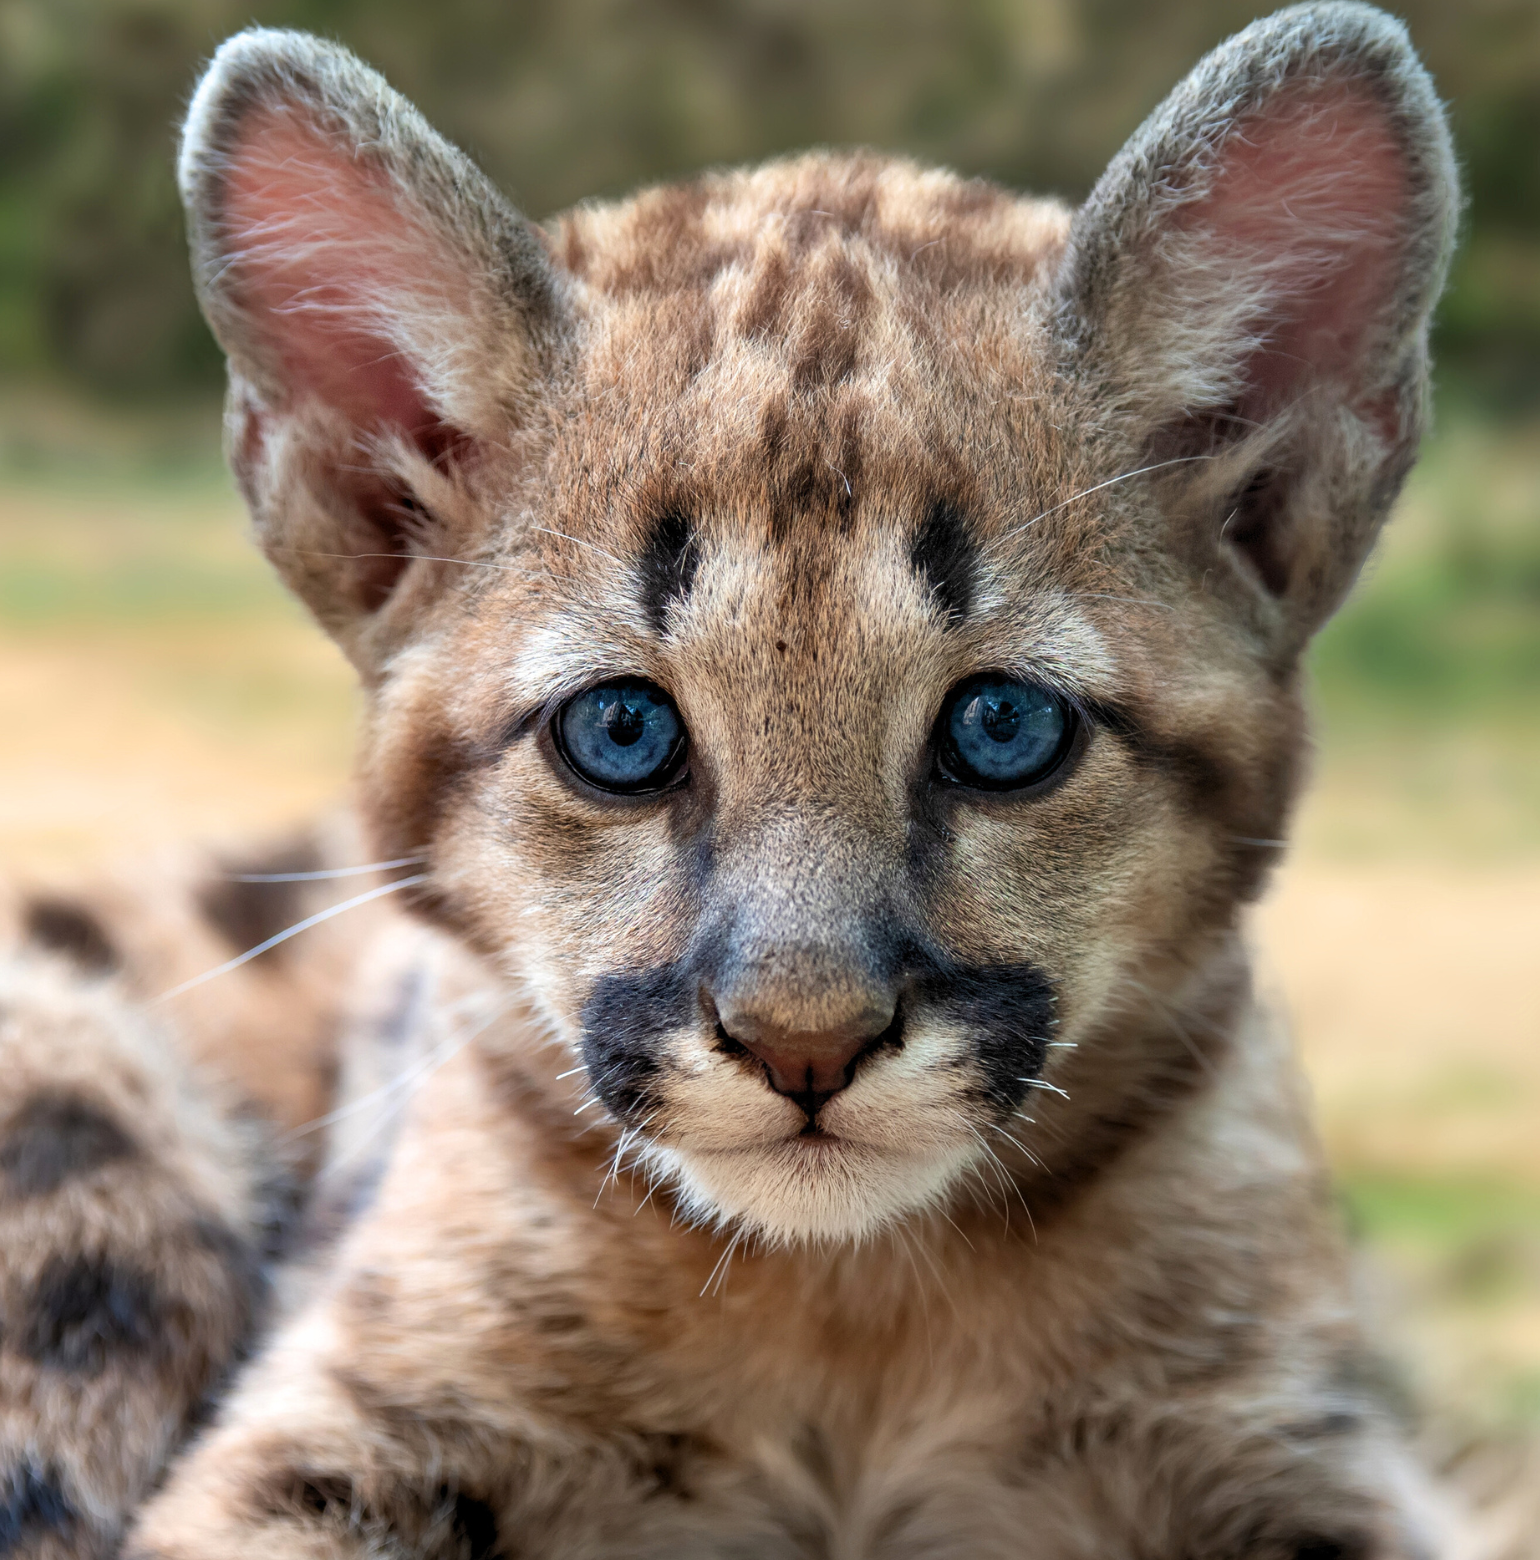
[20,1254,165,1375]
[909,498,976,625]
[254,1470,500,1559]
[0,1091,137,1199]
[580,965,686,1120]
[256,1471,357,1523]
[1288,1539,1367,1560]
[448,1493,500,1560]
[790,253,870,391]
[21,896,119,973]
[197,835,324,963]
[636,510,701,635]
[533,1310,588,1336]
[229,1111,305,1265]
[830,399,864,527]
[1079,693,1298,907]
[738,246,791,339]
[0,1464,75,1553]
[634,1431,706,1502]
[1079,696,1234,814]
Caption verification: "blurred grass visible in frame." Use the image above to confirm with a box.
[1301,409,1540,863]
[0,387,1536,1432]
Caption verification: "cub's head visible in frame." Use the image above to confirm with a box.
[179,4,1455,1243]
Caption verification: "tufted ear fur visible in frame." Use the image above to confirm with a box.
[179,30,564,665]
[1055,2,1458,656]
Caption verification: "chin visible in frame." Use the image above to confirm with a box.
[644,1134,977,1247]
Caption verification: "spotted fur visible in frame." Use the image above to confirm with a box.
[3,4,1511,1556]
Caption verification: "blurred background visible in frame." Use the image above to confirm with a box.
[1,0,1536,1444]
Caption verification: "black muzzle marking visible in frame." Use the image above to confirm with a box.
[580,953,1054,1122]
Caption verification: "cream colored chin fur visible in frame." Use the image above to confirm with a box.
[651,1137,978,1247]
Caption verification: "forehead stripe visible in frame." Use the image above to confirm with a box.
[636,510,701,635]
[909,498,976,627]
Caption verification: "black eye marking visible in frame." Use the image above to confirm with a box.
[1076,695,1235,816]
[0,1091,139,1200]
[909,498,976,627]
[637,509,701,635]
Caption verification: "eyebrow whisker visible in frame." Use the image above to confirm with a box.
[990,455,1214,549]
[530,527,627,567]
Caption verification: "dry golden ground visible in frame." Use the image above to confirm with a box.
[1,428,1535,1431]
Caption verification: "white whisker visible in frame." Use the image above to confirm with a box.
[530,527,626,567]
[152,874,427,1003]
[700,1229,745,1298]
[1019,1078,1070,1098]
[992,455,1213,547]
[1127,976,1223,1079]
[276,545,532,575]
[285,1029,462,1141]
[991,1124,1048,1176]
[312,995,514,1181]
[937,1206,975,1252]
[1068,592,1175,612]
[228,855,425,882]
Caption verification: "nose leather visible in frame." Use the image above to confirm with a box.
[718,1003,896,1118]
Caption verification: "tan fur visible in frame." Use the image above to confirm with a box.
[2,4,1502,1557]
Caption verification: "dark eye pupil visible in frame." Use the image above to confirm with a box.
[979,696,1020,744]
[603,701,646,747]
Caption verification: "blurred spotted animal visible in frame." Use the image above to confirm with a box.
[4,4,1520,1556]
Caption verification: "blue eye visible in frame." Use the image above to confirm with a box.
[939,674,1076,790]
[555,680,687,793]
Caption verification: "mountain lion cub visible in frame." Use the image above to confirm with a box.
[0,4,1463,1556]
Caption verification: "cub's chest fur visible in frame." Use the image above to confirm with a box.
[100,2,1469,1556]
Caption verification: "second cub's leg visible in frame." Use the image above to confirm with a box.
[0,958,281,1560]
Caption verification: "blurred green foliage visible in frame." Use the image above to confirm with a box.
[1313,412,1540,718]
[1,0,1538,400]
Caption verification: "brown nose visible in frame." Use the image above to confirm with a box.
[716,1003,899,1120]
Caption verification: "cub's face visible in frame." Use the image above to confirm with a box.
[181,23,1455,1240]
[352,192,1314,1243]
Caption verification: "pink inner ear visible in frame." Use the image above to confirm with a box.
[221,110,443,443]
[1185,80,1410,437]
